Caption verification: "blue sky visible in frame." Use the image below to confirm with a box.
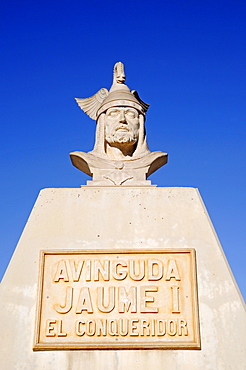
[1,1,245,300]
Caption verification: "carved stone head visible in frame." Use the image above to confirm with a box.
[75,62,150,160]
[70,62,167,186]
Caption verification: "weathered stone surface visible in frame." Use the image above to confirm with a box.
[0,187,245,369]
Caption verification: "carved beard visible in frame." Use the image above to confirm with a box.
[106,131,138,145]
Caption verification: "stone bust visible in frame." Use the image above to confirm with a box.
[70,62,167,186]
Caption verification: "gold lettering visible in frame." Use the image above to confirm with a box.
[94,260,110,281]
[165,259,180,281]
[112,260,128,280]
[76,287,94,313]
[171,286,180,313]
[129,260,145,281]
[69,260,84,282]
[54,286,73,314]
[96,319,107,336]
[97,287,115,313]
[129,319,139,336]
[119,319,128,336]
[45,319,67,337]
[86,320,96,336]
[53,260,69,282]
[178,319,188,336]
[151,319,156,336]
[108,319,118,336]
[140,319,150,336]
[167,319,177,336]
[57,320,67,337]
[85,260,92,281]
[45,319,56,337]
[148,259,163,280]
[140,286,159,313]
[157,320,166,336]
[75,320,85,336]
[118,286,137,313]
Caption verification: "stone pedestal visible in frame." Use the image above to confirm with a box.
[0,187,245,369]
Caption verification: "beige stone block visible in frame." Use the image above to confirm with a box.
[0,187,245,369]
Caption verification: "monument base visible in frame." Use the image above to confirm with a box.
[0,187,245,369]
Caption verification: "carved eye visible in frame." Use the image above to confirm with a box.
[126,110,136,118]
[108,110,119,117]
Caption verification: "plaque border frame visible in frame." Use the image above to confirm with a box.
[33,249,201,351]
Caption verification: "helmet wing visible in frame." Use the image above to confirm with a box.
[75,88,109,120]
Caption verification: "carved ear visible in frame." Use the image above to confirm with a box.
[75,88,108,120]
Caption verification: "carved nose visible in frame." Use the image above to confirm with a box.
[119,111,126,123]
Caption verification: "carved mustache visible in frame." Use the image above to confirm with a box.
[115,125,130,132]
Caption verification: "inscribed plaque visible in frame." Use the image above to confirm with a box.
[34,249,200,350]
